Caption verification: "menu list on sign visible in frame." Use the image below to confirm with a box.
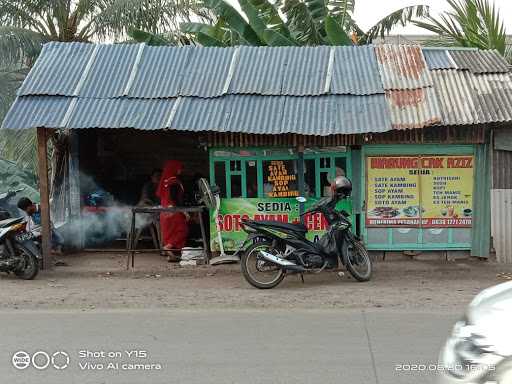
[366,156,473,228]
[267,161,299,198]
[366,157,421,226]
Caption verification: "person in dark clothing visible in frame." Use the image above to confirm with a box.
[138,168,162,206]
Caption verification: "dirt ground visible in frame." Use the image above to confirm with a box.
[1,251,512,311]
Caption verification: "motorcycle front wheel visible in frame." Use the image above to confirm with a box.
[344,236,372,282]
[14,243,39,280]
[241,241,285,289]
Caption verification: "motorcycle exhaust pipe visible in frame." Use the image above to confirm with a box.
[259,251,305,272]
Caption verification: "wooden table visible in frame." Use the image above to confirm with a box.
[127,206,209,270]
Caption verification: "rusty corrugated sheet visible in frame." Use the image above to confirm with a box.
[385,88,442,129]
[374,44,433,90]
[491,189,512,263]
[493,149,512,189]
[375,44,441,129]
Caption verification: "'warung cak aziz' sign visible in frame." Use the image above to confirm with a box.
[209,198,352,251]
[366,155,474,228]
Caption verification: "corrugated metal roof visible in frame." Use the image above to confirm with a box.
[78,44,141,98]
[18,42,95,96]
[0,94,391,135]
[225,95,286,133]
[431,70,478,125]
[330,45,384,95]
[280,47,330,95]
[128,46,192,98]
[171,97,228,131]
[180,47,236,98]
[422,49,456,70]
[68,98,175,129]
[178,95,391,135]
[228,46,331,96]
[471,73,512,122]
[385,88,442,129]
[333,94,391,133]
[1,96,71,129]
[280,96,334,135]
[449,50,510,74]
[374,44,433,90]
[229,46,288,95]
[4,42,512,134]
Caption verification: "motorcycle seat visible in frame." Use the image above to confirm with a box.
[255,220,308,234]
[0,217,24,228]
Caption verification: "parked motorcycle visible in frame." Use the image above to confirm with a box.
[240,176,372,289]
[0,190,41,279]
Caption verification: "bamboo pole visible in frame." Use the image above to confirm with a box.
[37,128,52,269]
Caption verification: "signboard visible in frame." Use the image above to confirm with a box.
[366,155,473,228]
[265,160,299,198]
[210,198,352,251]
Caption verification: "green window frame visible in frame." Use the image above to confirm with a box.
[209,147,352,199]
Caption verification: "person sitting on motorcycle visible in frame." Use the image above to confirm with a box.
[17,197,64,254]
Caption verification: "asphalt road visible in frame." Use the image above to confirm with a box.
[0,309,458,384]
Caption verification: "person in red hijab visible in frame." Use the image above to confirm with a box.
[156,160,188,262]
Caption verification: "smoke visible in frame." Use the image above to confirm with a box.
[62,173,155,248]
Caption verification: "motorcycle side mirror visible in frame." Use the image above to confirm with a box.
[296,197,307,203]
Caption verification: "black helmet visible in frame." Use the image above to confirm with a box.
[331,176,352,198]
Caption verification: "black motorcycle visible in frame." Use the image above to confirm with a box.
[240,192,372,289]
[0,190,41,280]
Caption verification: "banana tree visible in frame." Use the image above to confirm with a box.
[174,0,430,46]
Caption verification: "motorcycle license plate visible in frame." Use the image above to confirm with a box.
[15,232,34,242]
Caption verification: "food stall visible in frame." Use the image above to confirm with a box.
[2,42,508,267]
[208,147,353,251]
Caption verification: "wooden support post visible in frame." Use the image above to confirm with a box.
[37,127,52,269]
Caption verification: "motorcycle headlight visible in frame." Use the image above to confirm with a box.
[441,319,499,380]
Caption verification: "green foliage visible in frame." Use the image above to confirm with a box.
[173,0,429,47]
[0,157,39,201]
[0,129,38,174]
[181,22,227,46]
[127,27,176,46]
[325,15,351,45]
[282,0,322,45]
[203,0,263,44]
[0,0,204,171]
[362,5,430,44]
[414,0,506,54]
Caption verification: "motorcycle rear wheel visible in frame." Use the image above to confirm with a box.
[241,241,285,289]
[345,237,372,282]
[14,243,39,280]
